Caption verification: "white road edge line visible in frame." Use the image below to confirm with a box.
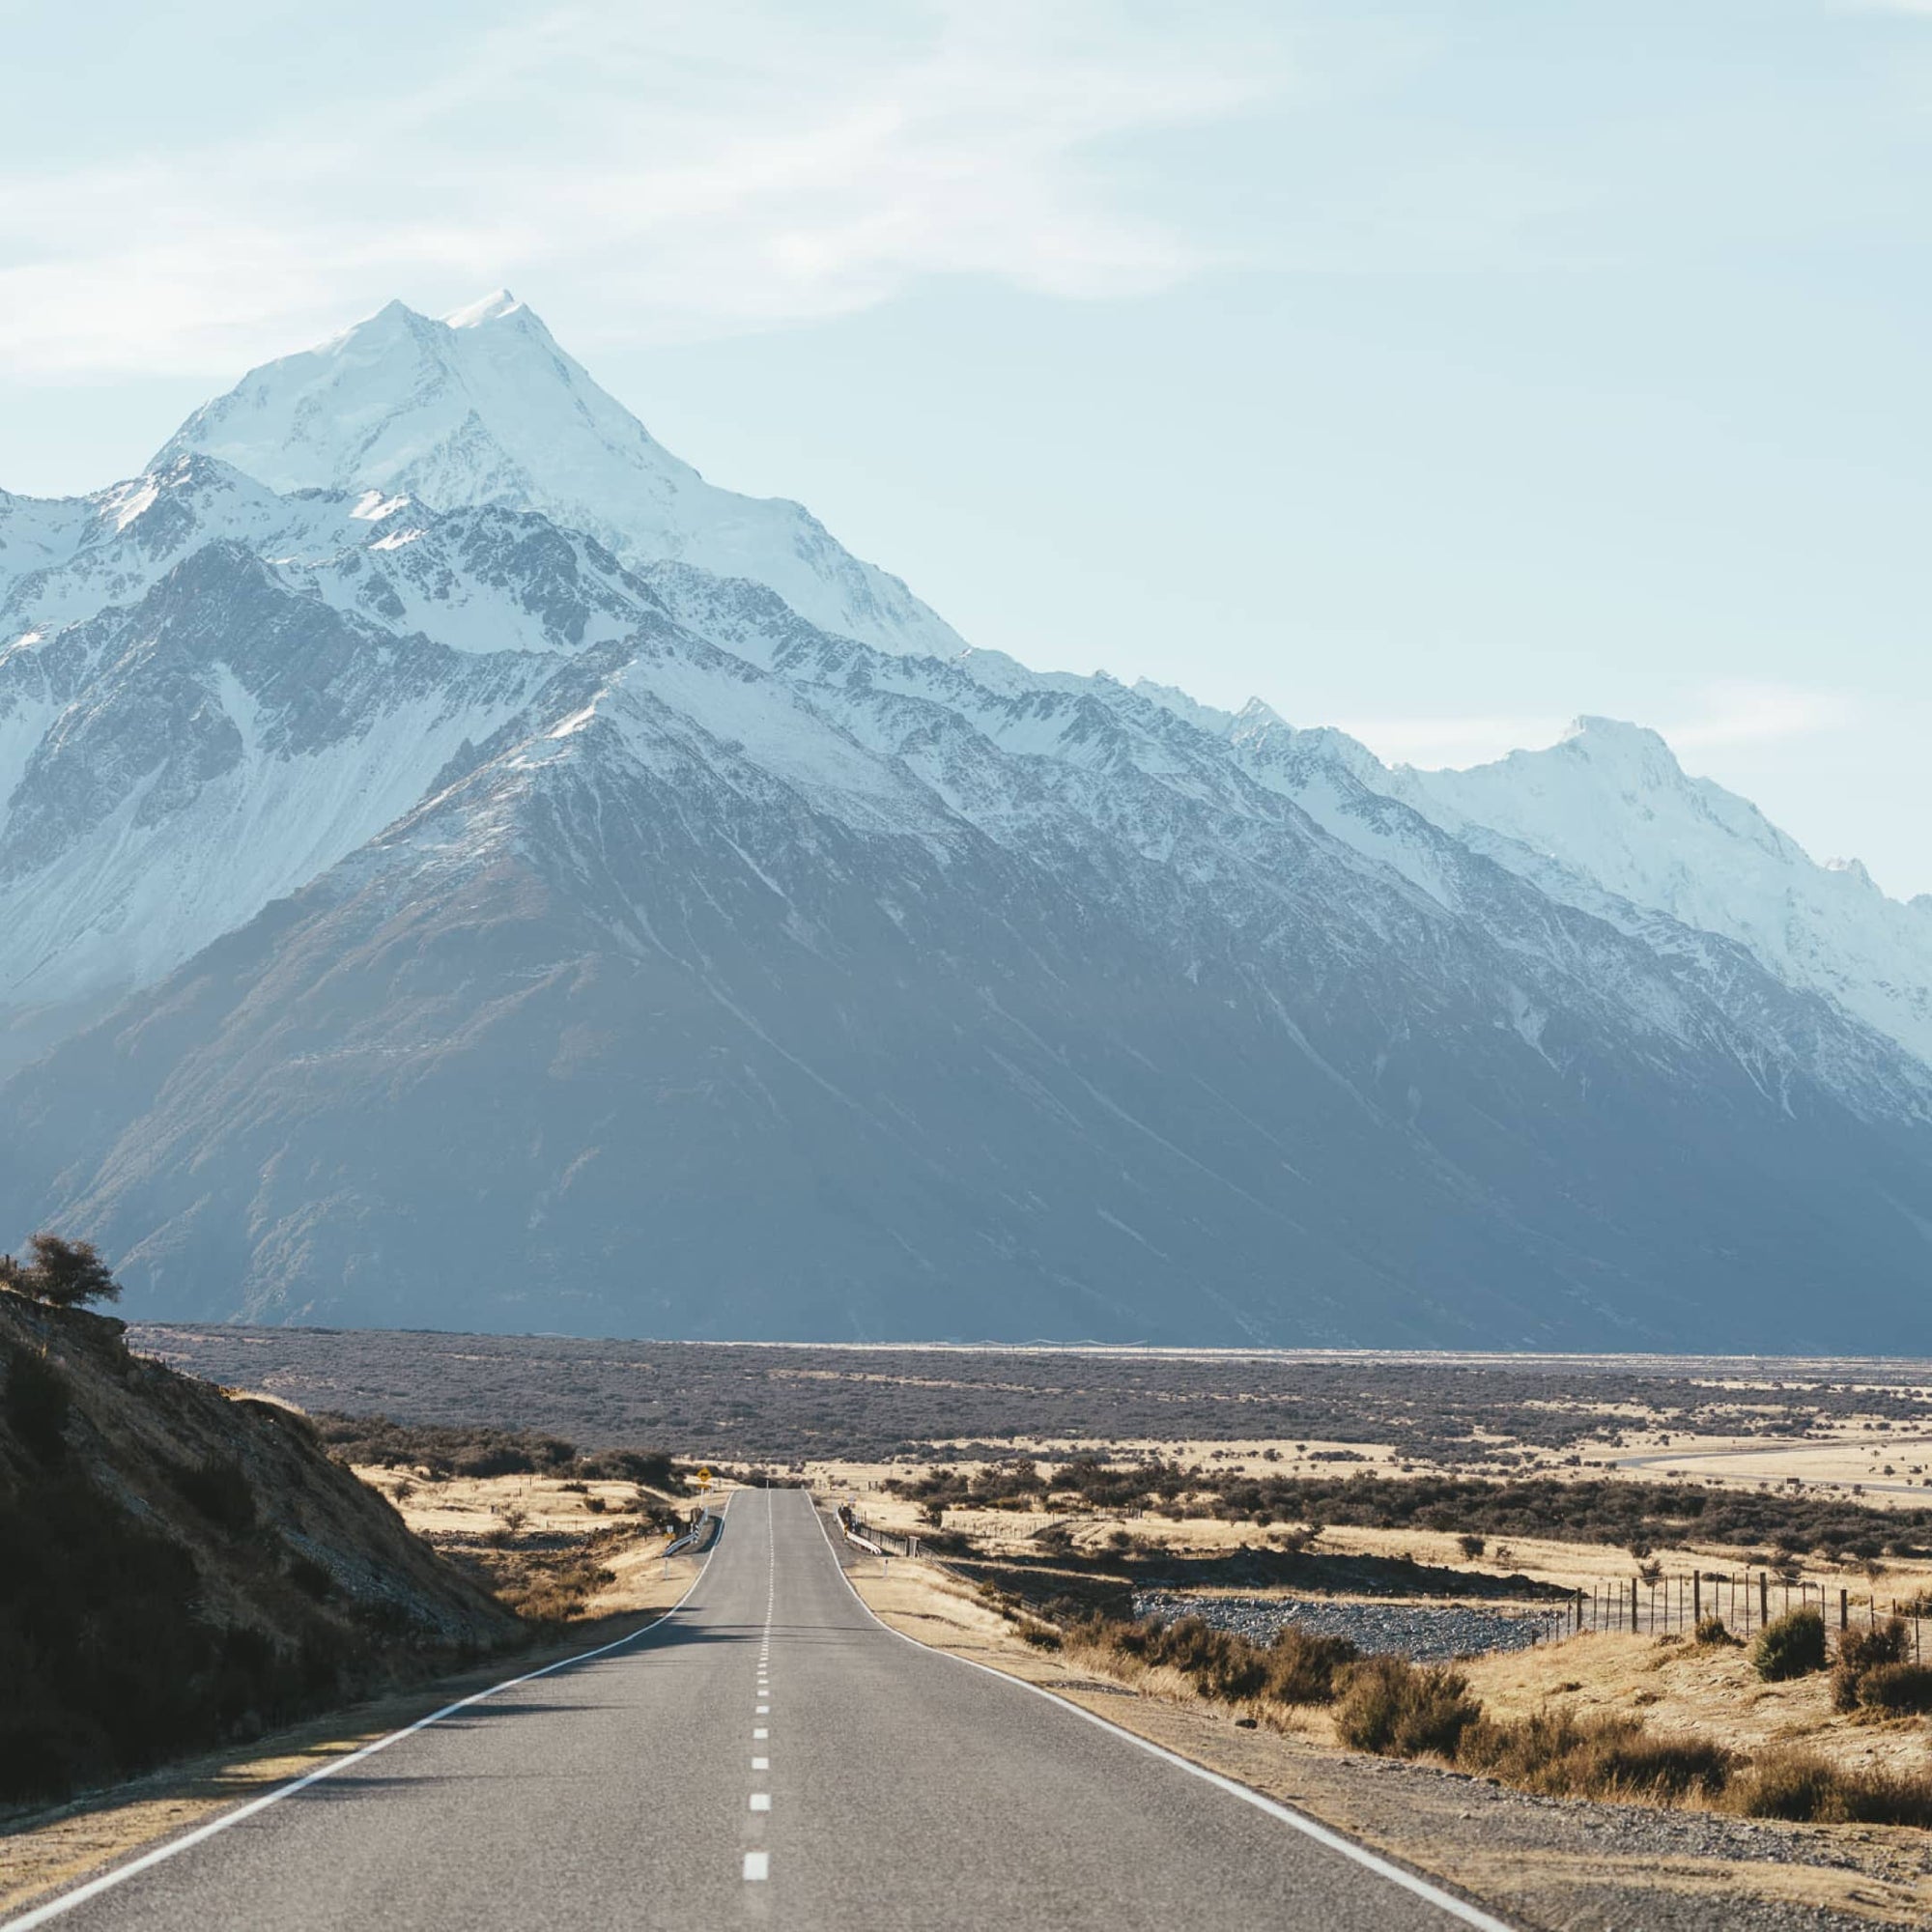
[0,1496,734,1932]
[743,1851,770,1882]
[809,1496,1519,1932]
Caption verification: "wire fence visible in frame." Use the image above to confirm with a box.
[1571,1570,1926,1656]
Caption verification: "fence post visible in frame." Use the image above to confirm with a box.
[1693,1573,1701,1623]
[1840,1588,1848,1632]
[1760,1574,1770,1627]
[1631,1577,1639,1630]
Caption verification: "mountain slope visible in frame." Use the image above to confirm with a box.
[6,587,1932,1347]
[2,294,1930,1347]
[156,292,962,661]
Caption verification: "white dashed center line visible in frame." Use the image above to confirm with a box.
[741,1488,780,1887]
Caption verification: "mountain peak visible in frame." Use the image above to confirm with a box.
[1561,714,1672,754]
[442,289,526,328]
[151,293,965,661]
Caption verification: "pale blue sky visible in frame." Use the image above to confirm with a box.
[4,1,1930,891]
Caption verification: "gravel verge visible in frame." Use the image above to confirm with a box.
[1133,1588,1569,1660]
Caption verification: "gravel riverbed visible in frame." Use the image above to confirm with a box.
[1132,1589,1568,1660]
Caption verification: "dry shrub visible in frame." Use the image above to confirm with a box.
[1460,1709,1732,1804]
[1854,1662,1932,1716]
[1069,1613,1355,1710]
[1751,1608,1826,1681]
[1831,1617,1912,1711]
[1332,1657,1480,1759]
[1265,1626,1359,1706]
[490,1549,614,1625]
[1692,1614,1737,1646]
[1726,1750,1932,1828]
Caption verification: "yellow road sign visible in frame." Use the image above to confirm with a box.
[696,1465,713,1490]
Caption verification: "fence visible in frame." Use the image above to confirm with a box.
[1571,1571,1926,1657]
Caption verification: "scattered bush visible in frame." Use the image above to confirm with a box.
[1332,1657,1481,1759]
[1456,1533,1486,1559]
[1831,1617,1911,1711]
[1751,1608,1826,1681]
[487,1548,615,1625]
[1838,1618,1909,1674]
[1853,1662,1932,1716]
[1459,1709,1732,1804]
[1726,1750,1932,1828]
[1693,1615,1737,1646]
[313,1415,682,1492]
[1067,1611,1356,1711]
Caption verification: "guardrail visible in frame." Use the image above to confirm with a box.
[835,1505,914,1558]
[662,1509,722,1559]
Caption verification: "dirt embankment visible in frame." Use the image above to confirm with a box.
[0,1292,520,1808]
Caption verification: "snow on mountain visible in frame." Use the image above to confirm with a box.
[1376,718,1932,1069]
[0,454,658,660]
[3,293,1932,1343]
[0,544,566,1044]
[11,574,1932,1345]
[155,293,963,662]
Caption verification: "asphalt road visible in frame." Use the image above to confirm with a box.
[14,1490,1511,1932]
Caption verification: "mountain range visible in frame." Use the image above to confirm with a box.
[3,292,1928,1348]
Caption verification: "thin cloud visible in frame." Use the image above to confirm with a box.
[0,0,1292,378]
[1664,682,1861,752]
[1340,683,1861,775]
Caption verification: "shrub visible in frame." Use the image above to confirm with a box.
[1727,1750,1932,1828]
[1692,1614,1736,1646]
[1459,1709,1732,1804]
[3,1347,71,1462]
[1831,1617,1910,1711]
[166,1455,258,1536]
[1456,1533,1486,1559]
[1333,1657,1480,1759]
[1854,1662,1932,1716]
[1751,1608,1825,1681]
[1837,1618,1910,1675]
[1264,1626,1359,1705]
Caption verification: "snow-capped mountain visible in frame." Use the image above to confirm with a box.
[155,292,962,661]
[1373,720,1932,1070]
[2,294,1929,1347]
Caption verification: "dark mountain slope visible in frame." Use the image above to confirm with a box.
[7,609,1931,1349]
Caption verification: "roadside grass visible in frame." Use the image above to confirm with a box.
[1026,1594,1932,1828]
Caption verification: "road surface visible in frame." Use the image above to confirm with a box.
[11,1490,1509,1932]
